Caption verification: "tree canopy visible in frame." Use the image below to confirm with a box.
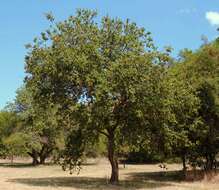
[0,8,218,184]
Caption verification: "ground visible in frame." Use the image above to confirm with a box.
[0,158,219,190]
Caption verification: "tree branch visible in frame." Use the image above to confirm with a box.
[98,129,109,138]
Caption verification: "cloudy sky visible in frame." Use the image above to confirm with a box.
[0,0,219,108]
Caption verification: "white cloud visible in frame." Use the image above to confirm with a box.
[206,11,219,26]
[177,8,197,14]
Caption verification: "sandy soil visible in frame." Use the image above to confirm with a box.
[0,158,219,190]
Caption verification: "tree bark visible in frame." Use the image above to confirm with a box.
[205,154,216,171]
[182,154,186,172]
[39,145,53,164]
[39,155,46,164]
[39,145,46,164]
[27,149,39,166]
[32,150,40,165]
[10,154,14,164]
[107,131,119,184]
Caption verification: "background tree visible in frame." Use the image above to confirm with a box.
[163,66,201,172]
[8,87,63,165]
[172,40,219,171]
[0,110,25,161]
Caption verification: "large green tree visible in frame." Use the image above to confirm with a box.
[25,9,171,183]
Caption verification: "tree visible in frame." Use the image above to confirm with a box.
[172,40,219,171]
[163,66,201,172]
[0,110,26,161]
[9,87,63,165]
[25,9,170,183]
[3,132,28,163]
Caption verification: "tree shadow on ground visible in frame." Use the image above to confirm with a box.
[8,176,174,190]
[0,162,96,168]
[126,170,185,183]
[0,163,34,168]
[126,169,219,182]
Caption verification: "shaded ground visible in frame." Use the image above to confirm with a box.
[0,158,219,190]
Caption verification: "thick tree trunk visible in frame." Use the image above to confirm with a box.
[205,154,216,171]
[203,154,217,180]
[39,146,46,165]
[32,150,40,165]
[32,157,39,165]
[39,145,53,164]
[27,149,39,166]
[39,155,46,164]
[107,131,119,184]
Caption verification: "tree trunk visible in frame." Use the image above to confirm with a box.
[204,154,217,180]
[39,145,53,164]
[32,157,39,165]
[182,154,186,172]
[107,131,119,184]
[27,149,39,166]
[32,150,40,165]
[39,155,46,164]
[10,154,14,164]
[205,154,215,171]
[39,146,46,165]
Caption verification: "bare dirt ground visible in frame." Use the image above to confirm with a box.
[0,158,219,190]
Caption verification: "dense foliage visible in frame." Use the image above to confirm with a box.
[0,9,218,184]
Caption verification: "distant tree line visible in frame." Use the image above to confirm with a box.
[0,9,218,184]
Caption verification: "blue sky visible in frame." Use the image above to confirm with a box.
[0,0,219,109]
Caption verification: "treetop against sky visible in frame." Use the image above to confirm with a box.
[0,0,219,109]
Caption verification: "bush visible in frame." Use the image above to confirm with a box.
[124,151,164,164]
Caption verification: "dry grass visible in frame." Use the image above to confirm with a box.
[0,158,219,190]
